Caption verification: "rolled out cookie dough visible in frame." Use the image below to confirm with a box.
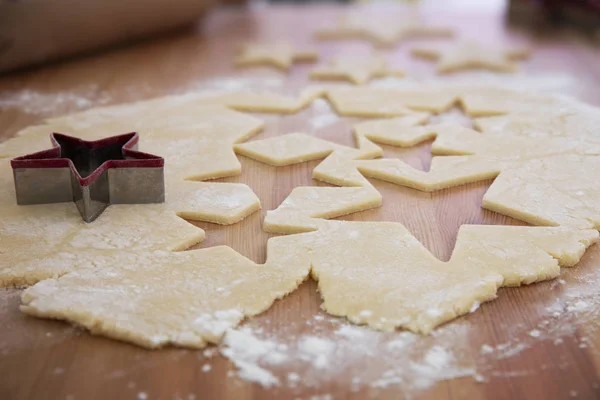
[20,245,311,348]
[307,221,597,334]
[0,100,265,287]
[5,83,600,348]
[20,220,598,345]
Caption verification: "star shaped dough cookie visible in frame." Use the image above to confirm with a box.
[310,55,405,85]
[316,14,453,47]
[235,43,318,71]
[412,40,530,73]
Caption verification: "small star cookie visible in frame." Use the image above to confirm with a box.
[316,13,453,47]
[235,43,318,71]
[412,40,530,73]
[310,55,405,85]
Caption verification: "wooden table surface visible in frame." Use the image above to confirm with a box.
[2,2,600,400]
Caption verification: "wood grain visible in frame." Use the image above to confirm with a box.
[1,3,600,399]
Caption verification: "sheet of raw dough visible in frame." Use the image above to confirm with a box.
[20,245,311,348]
[3,84,600,348]
[20,220,598,344]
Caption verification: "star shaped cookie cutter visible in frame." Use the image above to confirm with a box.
[10,132,165,223]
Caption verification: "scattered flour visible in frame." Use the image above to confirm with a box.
[567,300,590,313]
[220,327,286,387]
[0,76,284,120]
[409,346,475,390]
[480,344,494,354]
[220,318,476,394]
[429,107,473,128]
[230,359,279,388]
[202,348,216,358]
[287,372,301,385]
[311,98,332,114]
[309,114,339,131]
[529,329,541,338]
[298,336,335,369]
[218,264,600,395]
[0,85,111,116]
[188,77,283,93]
[386,332,417,351]
[193,309,243,341]
[309,98,339,131]
[334,325,365,339]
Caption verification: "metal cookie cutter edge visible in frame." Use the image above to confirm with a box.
[10,132,165,223]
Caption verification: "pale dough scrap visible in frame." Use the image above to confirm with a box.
[234,132,382,167]
[483,155,600,230]
[310,55,404,85]
[454,86,559,117]
[167,181,261,225]
[20,245,311,348]
[235,43,318,71]
[315,13,453,47]
[474,107,600,139]
[263,186,382,234]
[412,40,530,73]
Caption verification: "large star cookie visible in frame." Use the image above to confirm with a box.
[412,40,530,73]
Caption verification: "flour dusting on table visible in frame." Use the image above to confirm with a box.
[216,254,600,395]
[0,85,111,116]
[219,314,475,395]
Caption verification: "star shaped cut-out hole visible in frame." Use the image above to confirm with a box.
[220,105,598,336]
[10,132,164,222]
